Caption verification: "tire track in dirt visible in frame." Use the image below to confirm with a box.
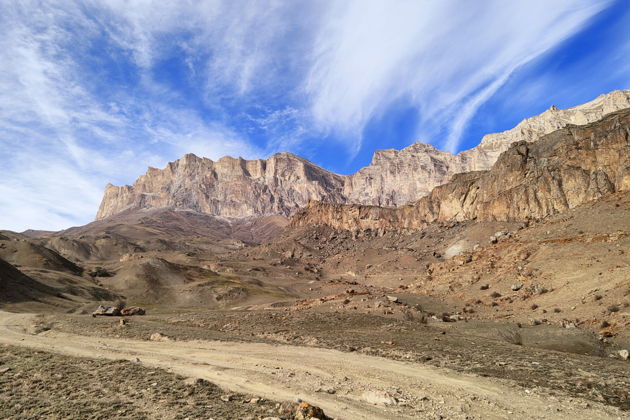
[0,311,622,419]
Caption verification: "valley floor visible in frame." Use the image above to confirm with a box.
[1,310,628,419]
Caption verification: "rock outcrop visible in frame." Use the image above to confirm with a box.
[96,153,346,220]
[97,90,630,220]
[345,90,630,206]
[291,108,630,231]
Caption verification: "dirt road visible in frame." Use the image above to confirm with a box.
[0,311,623,419]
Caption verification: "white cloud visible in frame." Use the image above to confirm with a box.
[304,0,609,152]
[0,0,613,231]
[0,1,264,231]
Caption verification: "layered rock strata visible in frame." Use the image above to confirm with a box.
[97,153,346,220]
[291,109,630,231]
[97,90,630,220]
[344,90,630,206]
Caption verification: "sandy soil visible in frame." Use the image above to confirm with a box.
[0,311,625,420]
[0,345,280,419]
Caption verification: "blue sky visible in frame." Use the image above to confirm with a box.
[1,0,629,231]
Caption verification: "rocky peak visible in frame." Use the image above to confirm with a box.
[96,152,346,220]
[292,108,630,231]
[345,90,630,204]
[97,90,630,222]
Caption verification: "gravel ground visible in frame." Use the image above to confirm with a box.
[0,344,282,420]
[46,309,630,411]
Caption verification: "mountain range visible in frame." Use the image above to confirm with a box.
[97,90,630,220]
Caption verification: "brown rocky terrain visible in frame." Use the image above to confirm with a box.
[1,97,629,419]
[345,89,630,207]
[0,344,283,419]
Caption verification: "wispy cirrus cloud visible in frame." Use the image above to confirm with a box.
[304,0,610,153]
[0,0,618,231]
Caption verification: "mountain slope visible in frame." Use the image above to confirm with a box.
[291,107,630,231]
[345,89,630,206]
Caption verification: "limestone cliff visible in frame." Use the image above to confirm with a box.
[291,108,630,231]
[344,90,630,206]
[97,90,630,221]
[96,153,346,220]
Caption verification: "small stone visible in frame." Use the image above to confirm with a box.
[386,295,399,303]
[362,390,398,406]
[295,402,328,420]
[220,394,234,402]
[149,332,171,342]
[0,367,10,374]
[618,349,629,360]
[184,377,209,386]
[511,283,523,291]
[250,397,261,404]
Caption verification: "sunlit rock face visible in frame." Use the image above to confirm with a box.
[98,90,630,221]
[344,90,630,206]
[96,152,346,220]
[291,108,630,231]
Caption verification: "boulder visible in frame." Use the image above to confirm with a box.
[91,305,121,317]
[149,332,171,342]
[121,306,146,316]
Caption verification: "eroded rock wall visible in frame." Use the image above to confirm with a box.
[291,109,630,231]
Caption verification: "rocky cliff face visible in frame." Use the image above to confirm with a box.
[291,108,630,231]
[96,153,346,220]
[97,90,630,221]
[344,90,630,206]
[343,143,457,206]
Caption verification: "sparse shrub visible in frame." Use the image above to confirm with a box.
[553,308,561,313]
[490,291,501,298]
[607,305,619,313]
[402,309,415,321]
[530,304,539,310]
[89,266,112,277]
[499,329,523,346]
